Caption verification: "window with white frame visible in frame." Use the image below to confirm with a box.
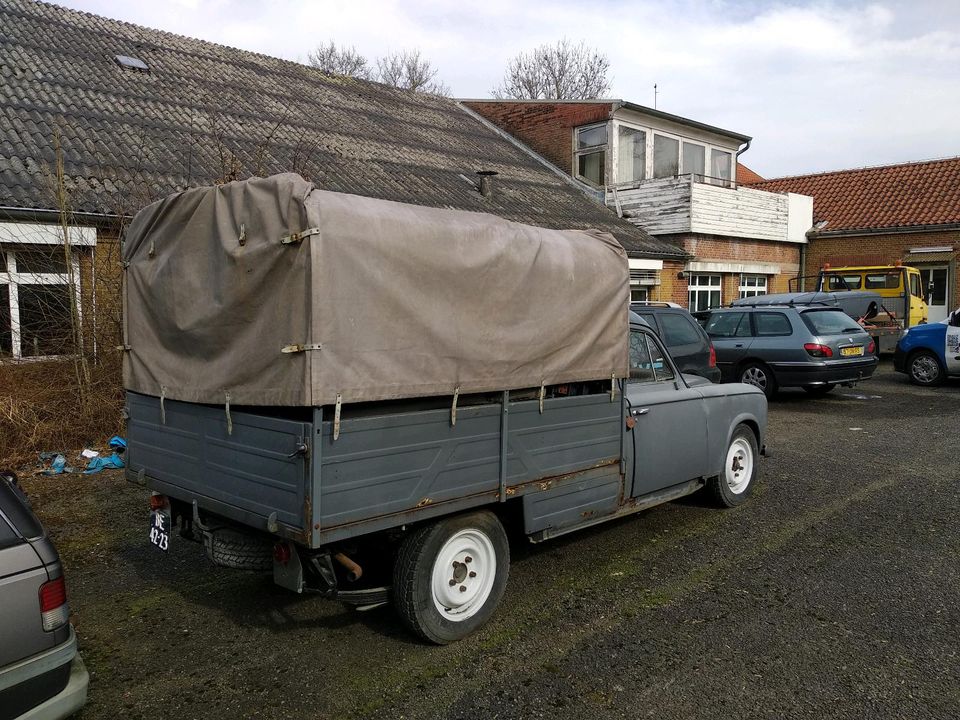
[688,274,721,312]
[617,126,646,183]
[682,141,705,177]
[653,134,679,178]
[574,123,608,187]
[739,274,768,299]
[0,246,79,359]
[711,149,733,185]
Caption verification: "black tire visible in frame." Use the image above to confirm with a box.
[908,350,944,387]
[393,511,509,645]
[205,528,273,571]
[739,361,777,399]
[707,423,759,508]
[803,383,836,396]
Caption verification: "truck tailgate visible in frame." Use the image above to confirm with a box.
[126,392,309,531]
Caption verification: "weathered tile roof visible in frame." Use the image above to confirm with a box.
[747,157,960,233]
[0,0,684,257]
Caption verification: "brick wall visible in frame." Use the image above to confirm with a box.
[656,233,803,308]
[805,229,960,310]
[464,101,612,177]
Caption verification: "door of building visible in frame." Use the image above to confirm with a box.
[919,266,949,323]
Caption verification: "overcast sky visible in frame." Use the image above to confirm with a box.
[60,0,960,178]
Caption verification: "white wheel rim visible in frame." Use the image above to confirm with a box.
[725,437,753,494]
[741,366,767,390]
[431,528,497,622]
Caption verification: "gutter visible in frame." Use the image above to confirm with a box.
[0,205,124,228]
[811,223,960,239]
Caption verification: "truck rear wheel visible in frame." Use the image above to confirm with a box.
[392,511,509,644]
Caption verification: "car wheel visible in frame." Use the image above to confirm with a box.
[908,350,944,386]
[707,423,758,508]
[393,511,509,644]
[803,383,836,396]
[739,362,777,398]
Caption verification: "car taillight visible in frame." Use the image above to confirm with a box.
[39,577,69,631]
[804,343,834,358]
[867,340,876,354]
[149,493,169,511]
[708,345,717,368]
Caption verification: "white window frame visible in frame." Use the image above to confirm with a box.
[573,122,609,187]
[0,222,95,361]
[738,274,768,299]
[610,119,740,186]
[688,273,722,312]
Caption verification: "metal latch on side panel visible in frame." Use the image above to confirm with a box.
[280,227,321,245]
[281,343,323,354]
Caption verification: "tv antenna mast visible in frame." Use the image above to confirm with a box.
[653,83,658,109]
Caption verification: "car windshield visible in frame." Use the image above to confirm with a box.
[801,309,862,336]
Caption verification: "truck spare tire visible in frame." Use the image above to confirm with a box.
[205,528,273,572]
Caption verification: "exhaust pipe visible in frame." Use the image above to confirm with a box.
[333,552,363,582]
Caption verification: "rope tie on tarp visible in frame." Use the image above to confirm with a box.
[159,385,167,425]
[225,391,233,436]
[451,386,460,427]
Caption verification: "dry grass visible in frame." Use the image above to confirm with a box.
[0,352,125,469]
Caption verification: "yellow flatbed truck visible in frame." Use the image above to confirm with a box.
[814,264,928,353]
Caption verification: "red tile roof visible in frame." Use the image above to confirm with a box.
[736,163,764,184]
[745,157,960,233]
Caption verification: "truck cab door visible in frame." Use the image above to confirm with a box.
[625,328,709,498]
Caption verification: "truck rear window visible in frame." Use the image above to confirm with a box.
[801,309,863,336]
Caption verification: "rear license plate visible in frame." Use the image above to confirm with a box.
[840,346,864,357]
[149,509,171,552]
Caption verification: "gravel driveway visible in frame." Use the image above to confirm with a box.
[19,360,960,719]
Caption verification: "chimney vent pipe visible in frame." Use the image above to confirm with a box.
[477,170,498,198]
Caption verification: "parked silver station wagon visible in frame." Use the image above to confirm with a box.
[702,305,879,397]
[0,474,88,720]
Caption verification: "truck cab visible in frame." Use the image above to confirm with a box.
[818,264,928,328]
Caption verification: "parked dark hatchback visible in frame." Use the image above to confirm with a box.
[630,302,720,382]
[0,474,88,720]
[700,305,879,397]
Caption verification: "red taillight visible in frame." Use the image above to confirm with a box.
[39,577,69,631]
[708,345,717,368]
[804,343,834,358]
[149,493,169,511]
[867,340,876,354]
[274,542,291,566]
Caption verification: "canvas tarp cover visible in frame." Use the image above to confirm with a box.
[123,173,630,406]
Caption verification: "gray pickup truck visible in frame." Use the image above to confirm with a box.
[123,174,767,643]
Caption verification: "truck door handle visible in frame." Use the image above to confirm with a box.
[735,343,744,348]
[287,442,308,459]
[632,408,649,416]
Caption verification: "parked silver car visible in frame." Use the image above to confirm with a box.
[0,474,88,720]
[702,305,879,397]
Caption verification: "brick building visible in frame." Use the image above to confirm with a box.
[750,158,960,323]
[463,99,813,310]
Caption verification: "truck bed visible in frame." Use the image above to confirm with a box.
[126,389,624,547]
